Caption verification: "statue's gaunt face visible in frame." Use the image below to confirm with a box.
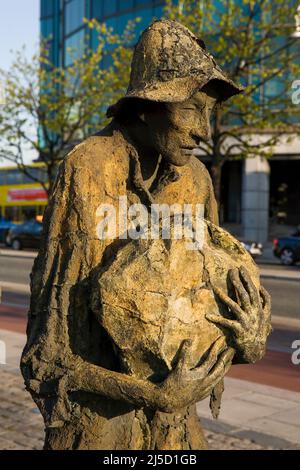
[146,84,219,166]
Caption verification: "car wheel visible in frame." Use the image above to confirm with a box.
[4,231,11,246]
[11,239,22,251]
[280,248,295,266]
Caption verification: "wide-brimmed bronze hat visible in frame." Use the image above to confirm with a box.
[107,19,244,117]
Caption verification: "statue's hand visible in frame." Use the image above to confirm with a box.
[206,266,272,364]
[158,337,234,412]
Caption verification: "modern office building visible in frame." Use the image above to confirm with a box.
[41,1,166,68]
[40,1,300,243]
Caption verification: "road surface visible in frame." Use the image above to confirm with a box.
[0,249,299,393]
[0,251,33,285]
[1,250,299,318]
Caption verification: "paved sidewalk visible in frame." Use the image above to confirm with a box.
[0,247,37,258]
[197,378,300,449]
[1,329,300,450]
[260,267,300,282]
[0,330,44,450]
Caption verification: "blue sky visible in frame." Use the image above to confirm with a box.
[0,0,39,71]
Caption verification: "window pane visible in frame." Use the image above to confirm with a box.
[41,0,54,18]
[116,12,134,36]
[7,170,23,185]
[41,18,54,39]
[104,16,117,32]
[137,7,155,32]
[22,168,48,184]
[65,0,85,35]
[264,78,285,98]
[101,53,114,69]
[102,17,118,50]
[0,171,7,185]
[136,0,154,6]
[91,0,103,19]
[65,29,85,66]
[103,0,117,17]
[119,0,135,11]
[153,5,164,19]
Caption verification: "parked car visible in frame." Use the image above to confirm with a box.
[6,219,43,250]
[240,240,263,258]
[273,229,300,265]
[0,218,17,245]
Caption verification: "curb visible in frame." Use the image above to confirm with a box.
[0,249,37,259]
[0,282,30,294]
[261,273,300,282]
[271,315,300,330]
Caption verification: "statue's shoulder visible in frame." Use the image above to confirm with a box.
[63,128,128,173]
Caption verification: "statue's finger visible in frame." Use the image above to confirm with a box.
[212,285,245,320]
[175,339,193,372]
[260,285,271,326]
[260,285,271,310]
[239,266,260,306]
[189,337,226,381]
[230,268,251,314]
[202,348,235,386]
[205,313,243,336]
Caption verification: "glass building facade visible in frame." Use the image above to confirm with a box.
[40,1,300,236]
[40,0,166,68]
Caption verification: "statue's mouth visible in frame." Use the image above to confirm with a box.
[181,147,196,154]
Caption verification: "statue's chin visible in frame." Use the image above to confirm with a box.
[163,151,192,166]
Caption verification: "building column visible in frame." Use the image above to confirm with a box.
[241,156,270,244]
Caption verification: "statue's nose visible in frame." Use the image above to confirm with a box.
[190,128,211,144]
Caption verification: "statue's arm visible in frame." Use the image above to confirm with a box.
[66,338,234,413]
[69,356,163,409]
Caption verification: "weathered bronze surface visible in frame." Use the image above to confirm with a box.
[21,20,271,450]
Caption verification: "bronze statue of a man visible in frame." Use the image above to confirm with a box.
[21,20,271,450]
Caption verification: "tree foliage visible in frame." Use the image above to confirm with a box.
[165,0,300,202]
[0,20,134,195]
[1,2,300,203]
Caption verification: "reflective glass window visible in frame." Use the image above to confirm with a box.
[103,0,117,18]
[153,5,164,18]
[41,0,54,18]
[65,0,85,35]
[22,168,48,184]
[65,29,85,66]
[264,78,285,98]
[6,170,23,185]
[101,53,114,69]
[104,16,118,32]
[41,18,54,39]
[136,0,154,6]
[137,7,155,32]
[116,12,134,36]
[91,0,103,19]
[0,171,7,185]
[119,0,135,11]
[102,17,118,51]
